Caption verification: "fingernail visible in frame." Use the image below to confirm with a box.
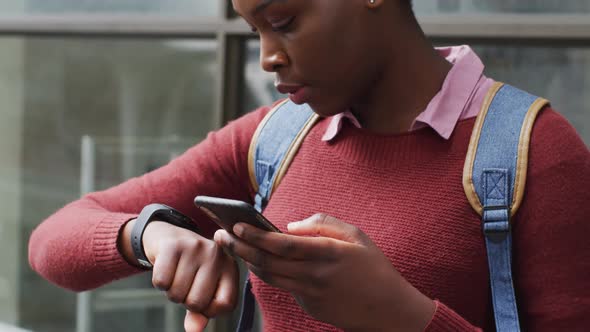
[214,229,224,242]
[233,223,244,236]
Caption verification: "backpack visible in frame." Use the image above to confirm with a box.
[236,82,549,332]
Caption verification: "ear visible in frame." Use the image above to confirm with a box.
[365,0,384,10]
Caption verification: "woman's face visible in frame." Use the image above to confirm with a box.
[233,0,389,116]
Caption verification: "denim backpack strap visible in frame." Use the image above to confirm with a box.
[248,100,320,211]
[463,82,549,332]
[235,100,319,332]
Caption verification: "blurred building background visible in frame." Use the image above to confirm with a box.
[0,1,588,331]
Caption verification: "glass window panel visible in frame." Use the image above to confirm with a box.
[0,36,218,332]
[243,40,590,144]
[0,0,219,16]
[414,0,590,14]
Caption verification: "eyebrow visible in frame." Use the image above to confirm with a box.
[252,0,285,16]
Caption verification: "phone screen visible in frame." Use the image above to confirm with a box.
[194,196,282,233]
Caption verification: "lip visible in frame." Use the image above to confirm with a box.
[275,82,311,105]
[275,82,303,94]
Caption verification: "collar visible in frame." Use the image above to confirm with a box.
[322,45,488,141]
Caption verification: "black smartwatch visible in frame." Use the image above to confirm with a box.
[131,203,200,269]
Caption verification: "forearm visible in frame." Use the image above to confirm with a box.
[395,285,436,332]
[372,281,437,332]
[423,301,482,332]
[28,198,142,291]
[29,107,268,291]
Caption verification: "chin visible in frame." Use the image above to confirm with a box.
[308,99,347,118]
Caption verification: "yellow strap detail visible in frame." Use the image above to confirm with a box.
[463,82,550,216]
[247,99,289,193]
[511,97,549,215]
[271,113,321,195]
[463,82,505,216]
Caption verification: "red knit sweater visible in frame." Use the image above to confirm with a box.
[29,106,590,331]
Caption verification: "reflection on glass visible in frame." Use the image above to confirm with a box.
[0,0,218,16]
[0,37,217,332]
[243,41,589,144]
[414,0,590,13]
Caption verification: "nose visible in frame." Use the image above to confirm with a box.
[260,37,289,73]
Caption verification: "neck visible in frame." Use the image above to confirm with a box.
[351,28,452,135]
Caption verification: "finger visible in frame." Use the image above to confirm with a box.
[184,246,225,313]
[152,247,181,291]
[203,255,239,317]
[184,310,208,332]
[246,263,307,295]
[215,229,314,279]
[227,225,339,260]
[166,250,200,304]
[287,213,368,244]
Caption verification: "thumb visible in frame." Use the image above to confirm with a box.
[287,213,367,244]
[184,310,209,332]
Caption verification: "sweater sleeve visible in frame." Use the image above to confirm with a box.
[28,106,271,292]
[424,301,481,331]
[424,108,590,331]
[511,109,590,330]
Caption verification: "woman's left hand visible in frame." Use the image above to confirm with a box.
[214,213,435,331]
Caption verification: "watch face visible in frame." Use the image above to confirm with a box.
[145,204,194,228]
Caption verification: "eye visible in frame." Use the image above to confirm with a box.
[270,16,295,33]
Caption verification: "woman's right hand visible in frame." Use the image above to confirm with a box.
[141,221,239,332]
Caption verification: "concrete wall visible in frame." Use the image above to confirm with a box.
[0,37,24,325]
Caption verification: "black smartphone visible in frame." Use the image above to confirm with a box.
[194,196,282,234]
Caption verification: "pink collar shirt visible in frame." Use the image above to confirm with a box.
[321,45,495,141]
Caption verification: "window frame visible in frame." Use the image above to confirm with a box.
[1,2,590,123]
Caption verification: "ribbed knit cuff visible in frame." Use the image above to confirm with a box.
[424,300,482,332]
[92,213,143,278]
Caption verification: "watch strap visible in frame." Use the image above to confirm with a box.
[130,203,199,269]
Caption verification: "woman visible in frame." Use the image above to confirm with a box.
[29,0,590,331]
